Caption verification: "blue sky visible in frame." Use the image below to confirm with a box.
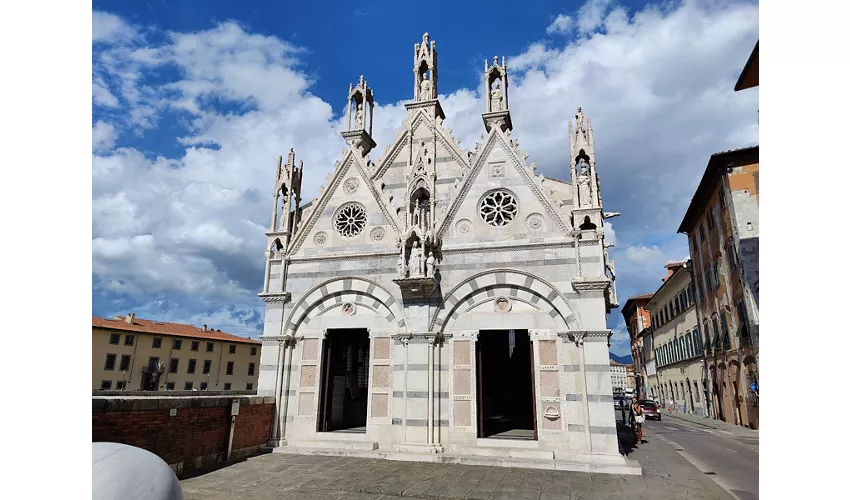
[92,0,759,356]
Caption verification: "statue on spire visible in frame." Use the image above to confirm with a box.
[414,32,438,102]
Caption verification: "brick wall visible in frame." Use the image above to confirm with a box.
[92,395,274,476]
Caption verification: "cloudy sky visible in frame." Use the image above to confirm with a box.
[92,0,759,356]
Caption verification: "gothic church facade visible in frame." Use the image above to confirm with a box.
[256,34,636,474]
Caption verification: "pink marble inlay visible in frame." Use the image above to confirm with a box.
[538,340,557,366]
[298,392,314,415]
[300,365,316,388]
[373,338,390,360]
[453,341,470,365]
[372,393,388,417]
[453,369,470,395]
[453,400,471,427]
[540,370,560,397]
[372,365,390,388]
[302,339,318,360]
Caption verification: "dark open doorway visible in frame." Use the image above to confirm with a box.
[476,329,537,440]
[317,328,370,433]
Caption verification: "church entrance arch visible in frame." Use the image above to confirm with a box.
[318,328,370,433]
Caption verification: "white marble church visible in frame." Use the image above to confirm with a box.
[256,33,638,474]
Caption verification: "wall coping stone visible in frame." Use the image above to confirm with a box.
[92,394,275,412]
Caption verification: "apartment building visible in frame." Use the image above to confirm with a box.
[93,313,262,392]
[646,262,708,417]
[621,293,653,399]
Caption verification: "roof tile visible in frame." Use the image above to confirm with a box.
[92,316,261,345]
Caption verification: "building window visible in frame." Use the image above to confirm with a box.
[704,268,712,290]
[124,335,134,346]
[720,312,731,348]
[191,341,199,351]
[712,260,720,286]
[250,347,257,356]
[728,242,737,271]
[248,363,255,376]
[109,334,120,345]
[104,354,117,371]
[754,172,759,194]
[173,339,182,350]
[694,381,700,402]
[187,359,197,374]
[206,342,214,352]
[184,382,193,390]
[224,383,232,390]
[707,208,715,229]
[116,381,126,390]
[203,360,212,374]
[229,345,236,354]
[153,337,162,348]
[166,382,175,390]
[100,380,112,390]
[200,382,208,390]
[712,316,720,348]
[719,189,726,209]
[120,355,131,371]
[246,383,253,391]
[737,301,750,340]
[226,361,234,375]
[169,358,179,373]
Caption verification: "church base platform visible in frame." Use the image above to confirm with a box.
[266,443,642,476]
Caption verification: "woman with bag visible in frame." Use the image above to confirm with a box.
[632,397,645,444]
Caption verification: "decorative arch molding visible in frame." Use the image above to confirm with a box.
[430,268,580,333]
[284,277,408,336]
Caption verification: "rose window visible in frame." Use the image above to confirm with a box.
[479,190,518,227]
[334,203,367,238]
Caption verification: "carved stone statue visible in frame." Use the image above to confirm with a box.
[426,251,435,277]
[490,80,503,111]
[575,107,584,132]
[409,241,422,276]
[577,160,591,208]
[420,75,432,101]
[355,103,364,129]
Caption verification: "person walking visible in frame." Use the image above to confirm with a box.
[631,397,645,444]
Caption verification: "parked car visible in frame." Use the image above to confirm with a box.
[613,396,626,410]
[638,399,661,421]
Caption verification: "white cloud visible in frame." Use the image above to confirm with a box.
[92,11,136,43]
[92,1,758,336]
[625,244,663,264]
[577,0,613,35]
[547,14,575,35]
[92,121,116,152]
[604,221,617,246]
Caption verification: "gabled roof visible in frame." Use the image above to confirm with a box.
[734,41,759,91]
[677,146,759,234]
[92,315,261,345]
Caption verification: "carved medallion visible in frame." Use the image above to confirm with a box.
[455,219,473,236]
[494,297,512,313]
[490,162,506,178]
[342,302,356,316]
[343,177,359,194]
[370,226,386,241]
[526,213,544,232]
[314,231,328,246]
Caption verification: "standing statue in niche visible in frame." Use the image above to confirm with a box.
[409,241,423,277]
[576,106,585,132]
[420,73,432,101]
[396,252,405,277]
[354,103,364,129]
[577,159,592,208]
[426,251,436,277]
[490,80,503,112]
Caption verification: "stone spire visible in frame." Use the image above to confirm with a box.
[414,32,438,102]
[342,75,377,157]
[482,55,512,133]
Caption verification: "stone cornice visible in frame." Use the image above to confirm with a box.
[404,99,446,120]
[571,278,611,292]
[372,133,409,180]
[258,292,291,304]
[441,239,575,255]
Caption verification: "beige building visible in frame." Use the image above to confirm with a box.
[610,361,627,392]
[646,263,709,417]
[93,313,262,392]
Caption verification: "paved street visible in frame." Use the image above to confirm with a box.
[181,421,737,500]
[640,417,758,500]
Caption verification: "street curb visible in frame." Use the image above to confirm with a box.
[664,412,758,436]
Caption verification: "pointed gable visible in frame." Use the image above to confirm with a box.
[438,128,572,243]
[289,151,400,258]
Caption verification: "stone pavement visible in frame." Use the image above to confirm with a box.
[181,423,733,500]
[662,411,758,438]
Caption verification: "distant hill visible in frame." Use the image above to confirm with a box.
[609,352,633,365]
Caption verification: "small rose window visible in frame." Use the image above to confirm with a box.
[479,190,518,227]
[334,203,367,238]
